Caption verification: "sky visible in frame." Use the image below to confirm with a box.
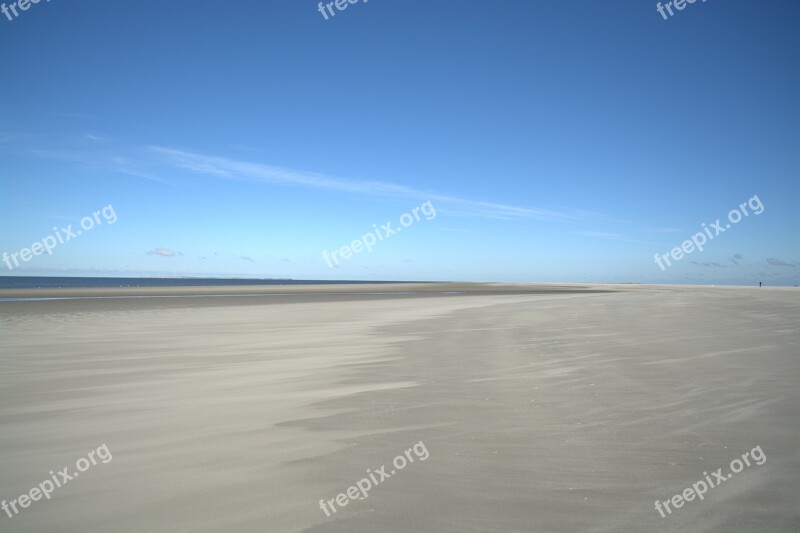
[0,0,798,284]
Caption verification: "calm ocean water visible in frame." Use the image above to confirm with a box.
[0,277,405,290]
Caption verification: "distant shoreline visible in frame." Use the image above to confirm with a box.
[0,275,428,290]
[0,282,614,302]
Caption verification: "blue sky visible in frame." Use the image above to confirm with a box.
[1,0,798,284]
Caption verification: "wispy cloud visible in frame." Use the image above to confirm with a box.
[0,131,31,144]
[109,156,173,184]
[15,142,619,223]
[577,231,626,239]
[148,146,611,222]
[575,231,664,246]
[767,257,796,267]
[691,261,727,268]
[147,247,177,257]
[20,148,173,184]
[51,112,96,120]
[443,228,477,234]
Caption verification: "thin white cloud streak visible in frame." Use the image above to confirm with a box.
[574,231,666,246]
[109,156,173,184]
[13,142,619,223]
[0,131,33,144]
[578,231,626,239]
[19,148,173,184]
[149,146,611,223]
[146,247,177,257]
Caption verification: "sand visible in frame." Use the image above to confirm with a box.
[0,283,798,532]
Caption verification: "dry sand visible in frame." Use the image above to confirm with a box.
[0,283,798,532]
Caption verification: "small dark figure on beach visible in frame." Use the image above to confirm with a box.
[759,282,762,287]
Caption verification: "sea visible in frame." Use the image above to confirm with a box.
[0,276,406,290]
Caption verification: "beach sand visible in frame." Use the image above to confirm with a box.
[1,283,798,532]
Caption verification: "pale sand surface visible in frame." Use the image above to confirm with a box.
[0,284,798,532]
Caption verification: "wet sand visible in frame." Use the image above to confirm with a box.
[0,284,798,532]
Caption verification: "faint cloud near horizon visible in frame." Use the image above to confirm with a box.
[767,257,796,267]
[691,261,727,268]
[146,247,176,257]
